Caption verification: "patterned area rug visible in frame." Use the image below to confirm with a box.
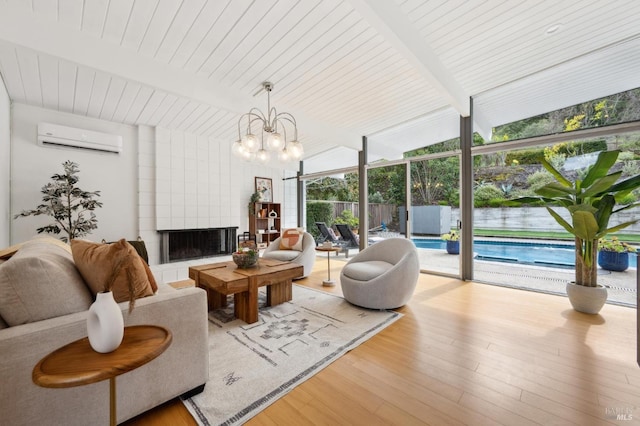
[182,284,401,425]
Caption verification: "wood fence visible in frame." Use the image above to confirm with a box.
[309,201,396,229]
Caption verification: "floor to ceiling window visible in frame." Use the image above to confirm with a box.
[470,133,639,307]
[301,88,640,307]
[469,88,640,307]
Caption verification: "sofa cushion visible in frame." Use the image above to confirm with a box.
[279,228,304,251]
[262,250,300,262]
[342,260,393,281]
[0,314,7,329]
[0,236,93,326]
[71,239,155,304]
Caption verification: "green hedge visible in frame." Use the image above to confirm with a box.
[505,149,544,165]
[306,202,334,239]
[504,140,607,165]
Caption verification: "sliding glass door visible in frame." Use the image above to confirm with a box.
[366,162,407,239]
[408,154,461,276]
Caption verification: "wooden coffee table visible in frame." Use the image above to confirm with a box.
[32,325,171,426]
[189,258,303,324]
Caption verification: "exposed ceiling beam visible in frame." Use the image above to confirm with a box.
[349,0,470,117]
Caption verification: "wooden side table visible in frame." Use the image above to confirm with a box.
[33,325,172,426]
[316,246,342,286]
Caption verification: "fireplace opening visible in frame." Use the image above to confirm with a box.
[158,227,238,263]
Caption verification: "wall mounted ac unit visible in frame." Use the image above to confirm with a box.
[37,122,123,154]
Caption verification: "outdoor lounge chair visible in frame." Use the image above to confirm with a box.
[335,224,369,258]
[315,222,349,257]
[315,222,344,244]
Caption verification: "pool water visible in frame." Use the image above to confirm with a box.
[412,239,638,269]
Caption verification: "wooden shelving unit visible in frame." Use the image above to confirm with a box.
[249,202,281,248]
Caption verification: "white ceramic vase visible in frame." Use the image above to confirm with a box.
[87,291,124,353]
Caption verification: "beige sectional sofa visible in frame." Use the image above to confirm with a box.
[0,236,209,425]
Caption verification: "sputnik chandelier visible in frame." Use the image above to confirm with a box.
[232,81,303,163]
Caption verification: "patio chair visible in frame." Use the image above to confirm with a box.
[334,224,366,258]
[315,222,346,245]
[315,222,347,257]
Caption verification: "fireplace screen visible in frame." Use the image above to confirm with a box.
[159,227,238,263]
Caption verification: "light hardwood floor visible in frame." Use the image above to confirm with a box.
[125,259,640,425]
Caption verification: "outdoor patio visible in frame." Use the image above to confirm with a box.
[323,240,638,308]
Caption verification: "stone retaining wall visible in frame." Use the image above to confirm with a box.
[450,207,640,234]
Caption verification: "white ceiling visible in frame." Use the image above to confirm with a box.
[0,0,639,174]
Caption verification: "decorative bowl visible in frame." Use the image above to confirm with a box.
[232,252,259,268]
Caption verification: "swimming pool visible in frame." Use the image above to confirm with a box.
[412,238,638,269]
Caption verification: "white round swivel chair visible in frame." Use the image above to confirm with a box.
[261,231,316,278]
[340,238,419,309]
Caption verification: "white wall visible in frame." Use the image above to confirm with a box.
[137,125,158,264]
[283,169,299,229]
[0,74,10,247]
[8,103,299,275]
[154,127,286,233]
[153,127,290,265]
[10,103,138,244]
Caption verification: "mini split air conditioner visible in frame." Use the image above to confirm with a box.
[37,123,123,154]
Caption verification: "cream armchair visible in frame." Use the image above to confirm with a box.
[261,231,316,278]
[340,238,419,309]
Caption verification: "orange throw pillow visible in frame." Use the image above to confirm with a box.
[279,228,304,251]
[71,239,155,304]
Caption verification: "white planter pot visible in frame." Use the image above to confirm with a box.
[87,291,124,353]
[565,282,608,314]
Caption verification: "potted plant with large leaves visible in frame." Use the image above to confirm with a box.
[514,150,640,314]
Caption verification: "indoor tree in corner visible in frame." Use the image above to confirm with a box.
[15,160,103,242]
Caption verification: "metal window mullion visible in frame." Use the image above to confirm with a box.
[298,166,358,181]
[359,137,368,250]
[460,110,474,281]
[471,120,640,156]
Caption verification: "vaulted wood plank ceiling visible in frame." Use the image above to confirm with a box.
[0,0,638,173]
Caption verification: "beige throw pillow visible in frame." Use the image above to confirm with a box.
[0,236,93,326]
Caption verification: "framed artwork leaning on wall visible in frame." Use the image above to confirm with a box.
[255,177,273,202]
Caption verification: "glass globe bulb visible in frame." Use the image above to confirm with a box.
[242,133,259,152]
[267,132,284,151]
[288,140,303,159]
[231,140,244,157]
[256,148,270,164]
[240,148,255,162]
[278,147,290,162]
